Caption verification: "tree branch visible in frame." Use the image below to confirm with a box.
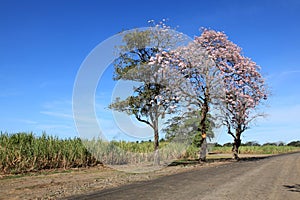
[135,113,153,128]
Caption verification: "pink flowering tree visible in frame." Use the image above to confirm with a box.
[196,29,268,159]
[219,57,267,159]
[150,39,221,162]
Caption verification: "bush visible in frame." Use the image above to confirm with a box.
[223,142,233,147]
[262,142,277,146]
[242,141,261,146]
[287,141,300,147]
[212,142,222,147]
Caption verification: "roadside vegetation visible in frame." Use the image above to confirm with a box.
[1,132,299,175]
[0,132,99,175]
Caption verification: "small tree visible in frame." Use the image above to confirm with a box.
[163,110,215,148]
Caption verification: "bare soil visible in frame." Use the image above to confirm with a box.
[0,154,280,200]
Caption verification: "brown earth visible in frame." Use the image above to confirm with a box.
[0,153,296,200]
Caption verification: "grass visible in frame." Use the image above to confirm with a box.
[83,139,188,165]
[0,132,187,174]
[211,145,300,155]
[0,132,99,175]
[1,132,299,175]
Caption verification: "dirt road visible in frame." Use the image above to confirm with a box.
[69,152,300,200]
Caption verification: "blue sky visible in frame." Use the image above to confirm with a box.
[1,0,300,144]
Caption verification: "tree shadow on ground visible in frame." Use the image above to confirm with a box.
[283,184,300,193]
[168,156,269,167]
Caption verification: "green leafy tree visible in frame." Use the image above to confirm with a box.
[109,21,185,165]
[163,110,215,148]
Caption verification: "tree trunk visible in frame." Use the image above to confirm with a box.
[232,138,241,160]
[232,128,241,160]
[200,135,207,161]
[199,100,209,162]
[153,122,160,166]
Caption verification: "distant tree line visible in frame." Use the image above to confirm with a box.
[214,141,300,147]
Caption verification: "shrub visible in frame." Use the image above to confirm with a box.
[287,141,300,147]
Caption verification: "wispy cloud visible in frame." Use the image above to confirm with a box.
[40,111,73,119]
[240,103,300,143]
[264,104,300,124]
[35,99,78,137]
[42,99,72,109]
[266,69,300,82]
[40,99,74,119]
[39,81,57,88]
[36,124,74,130]
[280,69,300,76]
[17,119,38,124]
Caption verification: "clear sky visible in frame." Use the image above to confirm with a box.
[1,0,300,144]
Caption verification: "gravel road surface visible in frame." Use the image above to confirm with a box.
[69,152,300,200]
